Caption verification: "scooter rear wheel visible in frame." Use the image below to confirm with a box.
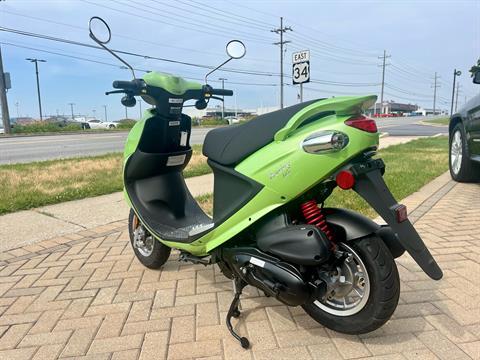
[128,209,171,269]
[302,235,400,334]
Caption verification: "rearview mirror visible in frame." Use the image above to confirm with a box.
[474,71,480,84]
[89,16,111,44]
[88,16,136,79]
[205,40,246,83]
[226,40,246,59]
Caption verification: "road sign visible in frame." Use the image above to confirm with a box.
[292,50,310,64]
[292,61,310,84]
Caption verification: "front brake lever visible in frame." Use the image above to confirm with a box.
[210,96,224,102]
[105,89,126,95]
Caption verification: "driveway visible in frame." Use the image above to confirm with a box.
[0,177,478,359]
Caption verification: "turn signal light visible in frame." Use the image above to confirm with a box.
[335,170,355,190]
[345,115,377,133]
[394,204,408,223]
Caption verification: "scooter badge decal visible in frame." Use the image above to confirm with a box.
[269,162,291,180]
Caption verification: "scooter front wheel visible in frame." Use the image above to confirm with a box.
[302,235,400,334]
[128,209,171,269]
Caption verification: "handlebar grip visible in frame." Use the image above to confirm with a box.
[211,88,233,96]
[112,80,138,91]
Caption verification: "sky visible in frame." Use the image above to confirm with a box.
[0,0,479,121]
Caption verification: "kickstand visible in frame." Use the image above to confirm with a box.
[226,277,250,349]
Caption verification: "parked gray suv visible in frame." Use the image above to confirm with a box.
[449,61,480,182]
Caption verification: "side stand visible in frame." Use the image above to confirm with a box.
[226,277,250,349]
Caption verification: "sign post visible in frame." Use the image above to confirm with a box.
[292,50,310,102]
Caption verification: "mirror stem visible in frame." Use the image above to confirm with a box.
[90,34,136,79]
[205,57,232,84]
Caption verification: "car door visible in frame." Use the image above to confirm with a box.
[465,94,480,157]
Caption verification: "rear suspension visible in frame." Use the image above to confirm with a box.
[300,200,333,241]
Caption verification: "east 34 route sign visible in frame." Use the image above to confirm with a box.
[292,50,310,84]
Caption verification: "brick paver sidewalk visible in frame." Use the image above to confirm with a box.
[0,180,478,359]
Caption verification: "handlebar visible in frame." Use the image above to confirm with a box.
[112,80,143,92]
[210,88,233,96]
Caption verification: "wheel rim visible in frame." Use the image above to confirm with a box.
[132,215,154,257]
[450,130,463,175]
[313,243,370,316]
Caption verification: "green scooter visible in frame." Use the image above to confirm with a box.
[89,17,442,349]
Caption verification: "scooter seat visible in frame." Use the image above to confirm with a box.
[202,100,322,166]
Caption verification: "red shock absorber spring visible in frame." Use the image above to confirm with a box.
[300,199,333,241]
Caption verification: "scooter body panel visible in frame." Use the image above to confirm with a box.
[123,96,379,256]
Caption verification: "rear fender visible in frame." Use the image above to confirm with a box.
[325,208,405,258]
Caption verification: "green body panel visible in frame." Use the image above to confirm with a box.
[274,95,376,141]
[142,72,202,95]
[123,94,378,256]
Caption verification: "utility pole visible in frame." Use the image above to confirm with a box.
[455,82,461,112]
[68,102,75,120]
[138,99,142,118]
[26,58,46,121]
[92,109,96,119]
[431,72,441,116]
[125,106,128,119]
[450,69,461,115]
[102,105,107,121]
[271,17,292,109]
[0,45,11,134]
[378,50,391,114]
[15,102,19,118]
[218,77,227,120]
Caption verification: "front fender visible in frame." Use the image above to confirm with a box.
[325,208,405,259]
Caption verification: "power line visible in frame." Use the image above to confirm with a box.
[113,0,274,43]
[1,9,277,64]
[82,0,272,45]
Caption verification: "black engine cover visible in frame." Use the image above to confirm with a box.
[221,247,310,306]
[257,225,331,266]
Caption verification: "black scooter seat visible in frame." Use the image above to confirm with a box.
[202,99,323,166]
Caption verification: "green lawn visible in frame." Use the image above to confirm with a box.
[0,145,208,215]
[0,137,449,217]
[424,117,449,126]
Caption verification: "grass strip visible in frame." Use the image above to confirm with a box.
[0,145,209,215]
[424,117,449,126]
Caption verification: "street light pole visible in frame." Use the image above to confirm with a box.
[102,105,107,121]
[68,102,75,120]
[26,58,46,121]
[138,99,142,118]
[218,77,227,120]
[450,69,461,115]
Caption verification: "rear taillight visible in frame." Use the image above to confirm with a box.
[345,115,377,133]
[335,170,355,190]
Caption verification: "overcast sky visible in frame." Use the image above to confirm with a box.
[1,0,479,120]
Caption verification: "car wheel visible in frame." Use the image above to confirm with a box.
[108,124,115,129]
[449,123,479,182]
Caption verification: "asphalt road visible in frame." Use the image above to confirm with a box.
[0,117,447,164]
[0,128,212,165]
[376,116,448,136]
